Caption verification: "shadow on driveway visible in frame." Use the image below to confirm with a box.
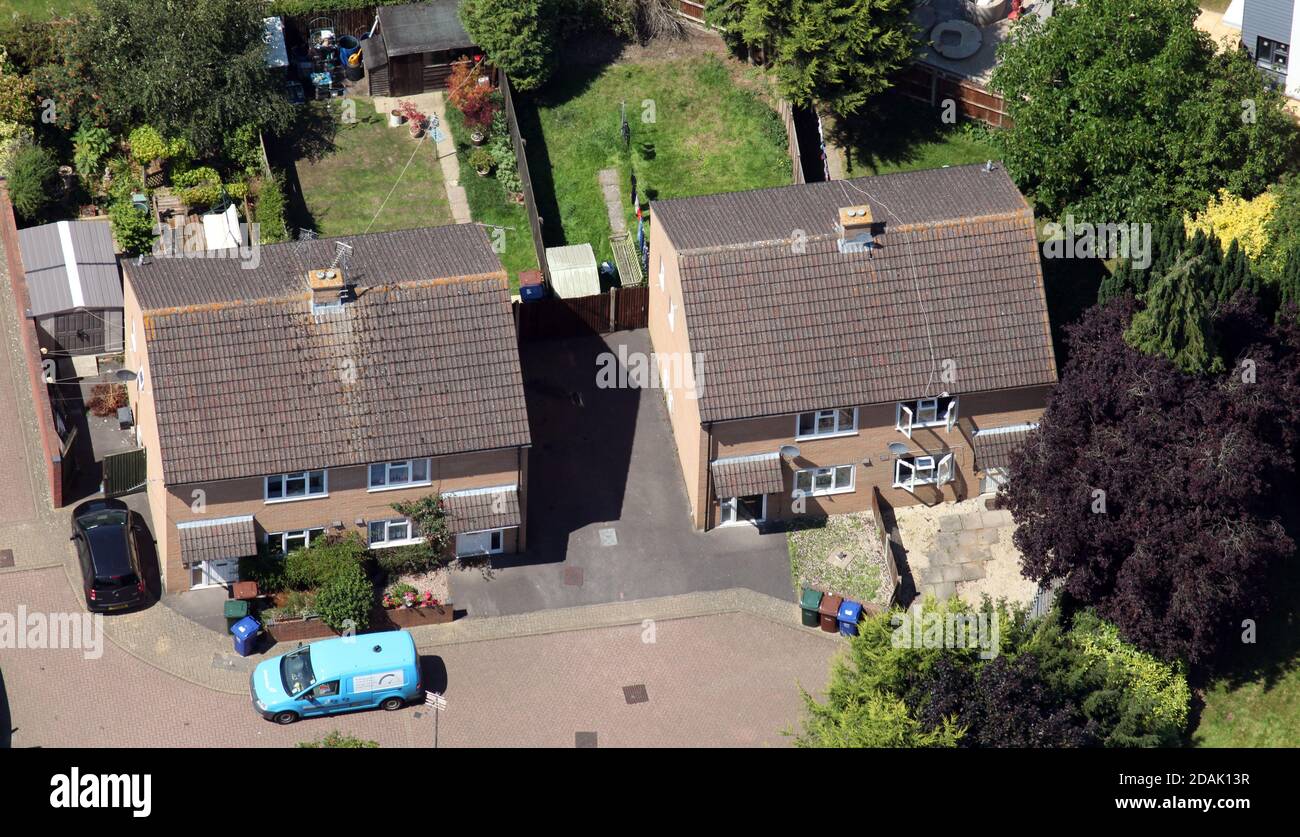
[453,329,792,617]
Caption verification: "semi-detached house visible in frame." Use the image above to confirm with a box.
[647,164,1058,530]
[122,225,530,593]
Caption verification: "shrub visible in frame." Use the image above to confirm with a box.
[296,730,379,748]
[255,174,288,243]
[382,495,452,575]
[6,144,57,222]
[239,546,287,593]
[448,57,498,128]
[86,383,128,416]
[468,147,495,173]
[128,125,191,165]
[313,562,373,633]
[1185,189,1277,263]
[73,124,114,181]
[0,121,34,179]
[284,533,368,590]
[108,200,157,256]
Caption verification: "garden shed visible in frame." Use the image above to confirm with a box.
[363,0,477,97]
[545,244,602,299]
[17,220,124,357]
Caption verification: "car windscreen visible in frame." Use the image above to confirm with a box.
[280,647,316,695]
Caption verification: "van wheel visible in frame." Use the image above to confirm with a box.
[380,697,404,711]
[274,711,299,725]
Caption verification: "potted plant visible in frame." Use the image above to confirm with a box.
[395,101,426,138]
[469,148,495,176]
[470,125,487,146]
[389,109,406,128]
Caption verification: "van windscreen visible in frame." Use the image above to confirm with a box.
[280,647,316,695]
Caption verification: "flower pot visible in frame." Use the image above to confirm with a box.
[470,129,487,146]
[409,121,425,139]
[475,167,491,177]
[389,109,406,128]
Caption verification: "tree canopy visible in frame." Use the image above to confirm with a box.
[707,0,916,117]
[991,0,1296,221]
[69,0,293,157]
[461,0,559,92]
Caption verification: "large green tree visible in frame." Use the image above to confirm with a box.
[707,0,916,117]
[461,0,558,91]
[70,0,293,156]
[991,0,1295,221]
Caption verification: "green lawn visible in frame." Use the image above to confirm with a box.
[836,96,1001,177]
[443,105,538,288]
[521,55,791,264]
[294,99,452,239]
[0,0,87,18]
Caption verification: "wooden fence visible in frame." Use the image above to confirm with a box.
[870,487,903,607]
[499,71,551,283]
[894,63,1013,129]
[515,286,648,342]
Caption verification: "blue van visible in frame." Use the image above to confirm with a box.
[251,630,422,724]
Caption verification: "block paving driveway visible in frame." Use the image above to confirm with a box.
[1,567,836,748]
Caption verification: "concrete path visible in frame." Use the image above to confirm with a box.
[2,566,838,747]
[598,168,628,235]
[1195,7,1240,48]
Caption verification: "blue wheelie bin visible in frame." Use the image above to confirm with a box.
[231,615,262,657]
[838,600,864,637]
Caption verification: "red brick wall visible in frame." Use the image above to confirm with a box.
[0,182,65,507]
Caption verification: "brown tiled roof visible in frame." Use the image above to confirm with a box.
[651,165,1057,424]
[440,486,521,534]
[127,225,506,310]
[177,516,257,566]
[710,454,785,498]
[142,266,530,485]
[973,426,1035,472]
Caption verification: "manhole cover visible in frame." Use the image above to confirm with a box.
[0,549,13,569]
[827,550,853,570]
[598,527,618,547]
[623,684,649,705]
[563,566,584,587]
[575,732,598,748]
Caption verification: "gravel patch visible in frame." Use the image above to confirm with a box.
[788,512,892,607]
[390,568,451,603]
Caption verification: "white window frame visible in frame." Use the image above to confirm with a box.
[896,396,959,437]
[658,257,665,291]
[368,517,423,549]
[265,527,327,553]
[264,469,329,503]
[795,408,858,440]
[894,453,953,491]
[719,494,768,527]
[667,296,677,332]
[367,458,433,492]
[455,528,505,557]
[793,464,856,497]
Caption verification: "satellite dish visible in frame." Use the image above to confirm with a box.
[888,442,910,456]
[114,369,139,383]
[779,444,800,459]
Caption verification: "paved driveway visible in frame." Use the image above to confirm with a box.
[453,330,793,617]
[2,566,836,748]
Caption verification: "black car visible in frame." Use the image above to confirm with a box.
[70,499,148,613]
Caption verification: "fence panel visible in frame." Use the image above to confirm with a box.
[500,72,551,283]
[103,448,148,498]
[614,285,649,330]
[516,293,610,341]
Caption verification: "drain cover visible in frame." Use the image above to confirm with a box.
[623,684,649,705]
[563,566,584,587]
[598,527,618,547]
[575,732,598,748]
[0,549,13,569]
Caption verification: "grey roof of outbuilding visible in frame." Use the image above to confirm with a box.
[973,425,1036,472]
[17,221,122,316]
[126,225,504,311]
[710,454,785,498]
[378,1,473,57]
[134,225,530,485]
[650,165,1057,424]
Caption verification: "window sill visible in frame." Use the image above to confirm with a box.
[795,486,856,498]
[264,493,329,505]
[893,481,938,490]
[794,430,859,442]
[366,481,433,494]
[369,537,426,550]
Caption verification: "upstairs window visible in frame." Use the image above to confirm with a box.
[368,458,432,491]
[265,470,328,502]
[796,408,858,439]
[895,396,958,438]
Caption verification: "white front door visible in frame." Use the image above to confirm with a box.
[719,494,766,527]
[190,558,240,589]
[455,529,504,557]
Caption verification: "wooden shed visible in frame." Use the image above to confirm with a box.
[364,1,477,96]
[17,220,124,358]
